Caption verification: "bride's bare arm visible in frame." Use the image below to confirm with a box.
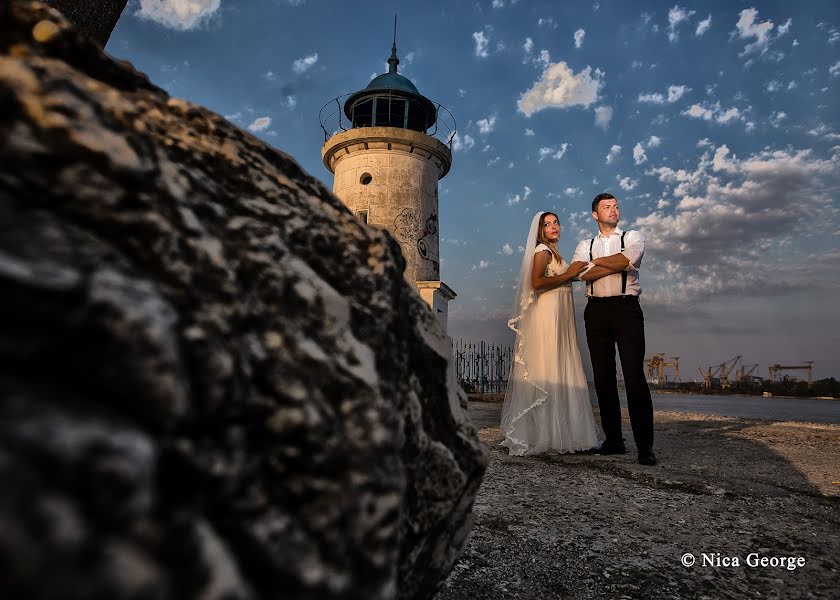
[531,251,588,290]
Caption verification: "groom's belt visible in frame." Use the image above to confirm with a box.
[586,295,639,302]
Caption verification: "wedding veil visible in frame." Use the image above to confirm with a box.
[508,211,547,330]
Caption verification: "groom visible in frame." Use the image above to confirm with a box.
[572,193,656,466]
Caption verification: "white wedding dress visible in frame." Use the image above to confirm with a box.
[500,223,605,456]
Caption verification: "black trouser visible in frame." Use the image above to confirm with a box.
[584,296,654,450]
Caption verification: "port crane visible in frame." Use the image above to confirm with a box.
[718,355,742,389]
[737,363,759,383]
[646,354,681,383]
[768,362,814,386]
[697,364,721,388]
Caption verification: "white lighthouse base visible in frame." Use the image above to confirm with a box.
[416,280,456,332]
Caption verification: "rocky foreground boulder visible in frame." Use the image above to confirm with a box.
[0,2,487,599]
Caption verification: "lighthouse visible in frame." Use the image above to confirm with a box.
[321,30,456,330]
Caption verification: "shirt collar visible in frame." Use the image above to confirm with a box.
[597,226,624,239]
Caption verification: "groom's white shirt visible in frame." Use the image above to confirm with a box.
[571,227,645,297]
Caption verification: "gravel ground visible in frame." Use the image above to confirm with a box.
[436,402,840,599]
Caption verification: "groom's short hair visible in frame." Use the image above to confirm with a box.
[592,192,616,212]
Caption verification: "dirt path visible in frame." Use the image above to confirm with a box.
[436,403,840,599]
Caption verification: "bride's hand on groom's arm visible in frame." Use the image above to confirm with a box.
[566,261,588,276]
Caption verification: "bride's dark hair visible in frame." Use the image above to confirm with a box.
[536,212,562,264]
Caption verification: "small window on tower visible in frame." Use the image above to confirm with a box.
[360,173,373,185]
[356,210,369,223]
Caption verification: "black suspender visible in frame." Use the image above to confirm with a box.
[620,231,627,295]
[589,232,628,296]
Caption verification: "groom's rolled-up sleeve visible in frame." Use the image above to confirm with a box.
[571,239,589,264]
[571,239,592,280]
[621,231,645,271]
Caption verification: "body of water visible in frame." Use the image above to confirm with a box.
[642,393,840,424]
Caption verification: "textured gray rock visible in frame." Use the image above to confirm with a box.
[43,0,128,46]
[0,2,487,599]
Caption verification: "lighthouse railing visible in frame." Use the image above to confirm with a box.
[319,93,457,150]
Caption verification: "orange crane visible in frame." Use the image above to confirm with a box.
[768,362,814,386]
[697,365,721,388]
[718,355,742,389]
[664,356,681,382]
[646,353,666,382]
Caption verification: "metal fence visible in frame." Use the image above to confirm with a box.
[452,339,513,395]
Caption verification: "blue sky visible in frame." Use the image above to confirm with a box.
[108,1,840,380]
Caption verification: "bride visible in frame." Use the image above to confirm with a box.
[501,211,605,456]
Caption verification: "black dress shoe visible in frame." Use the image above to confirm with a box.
[592,441,627,455]
[638,448,657,466]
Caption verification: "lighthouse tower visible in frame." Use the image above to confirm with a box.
[321,33,456,330]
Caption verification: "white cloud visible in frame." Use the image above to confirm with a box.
[647,135,662,147]
[606,144,622,164]
[523,37,534,56]
[477,116,497,134]
[284,95,296,110]
[770,111,787,128]
[638,92,665,105]
[634,145,840,306]
[524,128,535,136]
[135,0,220,30]
[695,15,712,36]
[818,22,840,45]
[292,52,318,74]
[633,143,647,165]
[538,143,570,162]
[594,105,613,130]
[778,18,792,36]
[734,8,775,56]
[683,103,715,120]
[682,102,749,127]
[564,187,581,196]
[492,0,504,8]
[808,124,840,141]
[639,85,689,105]
[667,85,689,103]
[538,17,558,29]
[471,260,490,270]
[830,61,840,77]
[248,116,272,132]
[501,243,514,255]
[766,80,781,92]
[618,176,638,191]
[473,30,490,58]
[517,62,603,117]
[668,5,696,42]
[507,185,531,206]
[574,28,586,49]
[458,88,467,97]
[716,107,741,124]
[451,133,475,152]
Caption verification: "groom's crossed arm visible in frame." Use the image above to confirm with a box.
[572,232,645,282]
